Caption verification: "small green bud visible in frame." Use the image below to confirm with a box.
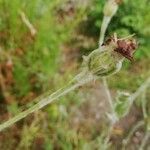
[83,41,122,77]
[87,48,123,77]
[103,0,118,17]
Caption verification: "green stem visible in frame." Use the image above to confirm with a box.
[126,77,150,114]
[0,72,93,132]
[122,77,150,118]
[130,78,150,102]
[99,15,117,124]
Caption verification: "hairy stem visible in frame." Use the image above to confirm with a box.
[123,77,150,118]
[0,72,93,132]
[99,4,118,124]
[99,15,115,122]
[98,1,119,146]
[103,78,114,111]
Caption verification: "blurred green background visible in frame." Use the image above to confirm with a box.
[0,0,149,149]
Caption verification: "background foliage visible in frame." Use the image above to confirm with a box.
[0,0,149,149]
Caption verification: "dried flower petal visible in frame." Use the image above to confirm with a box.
[115,39,138,61]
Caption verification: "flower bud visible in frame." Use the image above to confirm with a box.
[103,0,118,17]
[86,47,122,77]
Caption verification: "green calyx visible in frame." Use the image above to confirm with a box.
[83,45,124,78]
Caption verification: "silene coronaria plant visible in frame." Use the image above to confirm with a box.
[0,0,141,133]
[84,34,137,78]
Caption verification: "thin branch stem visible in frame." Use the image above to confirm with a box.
[0,72,93,132]
[103,78,114,110]
[141,90,148,119]
[99,15,114,121]
[98,2,119,146]
[130,78,150,102]
[123,77,150,117]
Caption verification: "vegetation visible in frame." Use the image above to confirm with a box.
[0,0,149,149]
